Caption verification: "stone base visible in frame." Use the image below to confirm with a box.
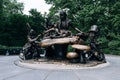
[16,58,109,70]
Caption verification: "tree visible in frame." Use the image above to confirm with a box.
[28,9,45,34]
[0,0,3,18]
[0,0,26,46]
[0,0,3,29]
[3,0,23,16]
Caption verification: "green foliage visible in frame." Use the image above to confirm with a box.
[108,40,120,50]
[0,45,22,52]
[67,45,74,52]
[28,9,45,34]
[0,45,7,49]
[2,0,23,15]
[97,37,108,48]
[0,13,28,46]
[0,0,45,47]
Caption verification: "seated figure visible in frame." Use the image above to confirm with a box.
[89,25,106,62]
[22,29,41,60]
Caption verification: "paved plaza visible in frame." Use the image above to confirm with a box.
[0,55,120,80]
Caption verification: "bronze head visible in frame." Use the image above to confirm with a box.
[59,11,67,21]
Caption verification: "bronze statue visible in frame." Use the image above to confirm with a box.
[66,25,106,63]
[19,11,106,64]
[53,10,82,59]
[26,29,41,60]
[56,10,82,34]
[89,25,106,62]
[20,23,41,60]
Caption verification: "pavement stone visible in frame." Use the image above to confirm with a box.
[0,55,120,80]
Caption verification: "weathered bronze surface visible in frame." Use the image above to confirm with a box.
[20,11,106,64]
